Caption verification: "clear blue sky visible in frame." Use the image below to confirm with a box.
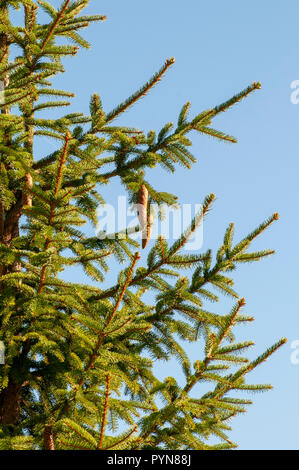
[36,0,299,449]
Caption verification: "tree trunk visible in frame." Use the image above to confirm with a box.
[0,381,21,425]
[44,425,55,450]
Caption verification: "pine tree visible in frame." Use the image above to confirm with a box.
[0,0,285,451]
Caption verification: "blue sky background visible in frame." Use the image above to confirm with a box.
[28,0,299,449]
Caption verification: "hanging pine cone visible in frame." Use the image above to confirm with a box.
[142,205,153,249]
[137,184,150,249]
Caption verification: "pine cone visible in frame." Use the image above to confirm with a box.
[137,184,149,248]
[142,207,153,249]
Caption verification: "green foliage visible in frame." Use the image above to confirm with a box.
[0,0,285,451]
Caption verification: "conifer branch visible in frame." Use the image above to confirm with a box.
[97,374,111,449]
[132,424,159,450]
[54,133,71,196]
[184,299,245,394]
[39,0,71,54]
[104,426,138,450]
[105,251,141,329]
[105,58,175,124]
[57,440,90,450]
[37,239,51,294]
[211,82,261,117]
[213,337,287,401]
[76,251,140,393]
[0,44,8,65]
[0,13,24,47]
[36,135,70,294]
[0,90,33,108]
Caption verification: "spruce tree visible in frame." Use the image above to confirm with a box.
[0,0,286,451]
